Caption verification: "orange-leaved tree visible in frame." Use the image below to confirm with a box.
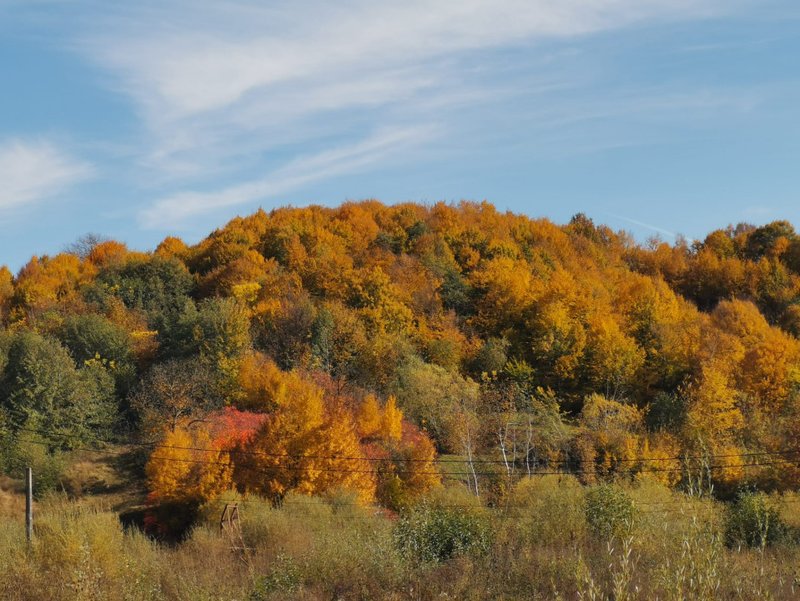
[145,408,266,506]
[232,365,378,502]
[146,422,232,506]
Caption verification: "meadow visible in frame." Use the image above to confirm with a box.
[2,475,800,600]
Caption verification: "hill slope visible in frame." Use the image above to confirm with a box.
[2,201,800,501]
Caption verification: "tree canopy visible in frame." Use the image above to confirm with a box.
[4,202,800,506]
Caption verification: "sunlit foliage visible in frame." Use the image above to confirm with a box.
[6,203,800,508]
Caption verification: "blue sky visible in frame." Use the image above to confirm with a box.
[1,0,799,270]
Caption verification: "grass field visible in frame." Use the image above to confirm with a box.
[3,462,800,600]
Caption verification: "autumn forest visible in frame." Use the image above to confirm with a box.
[3,201,800,599]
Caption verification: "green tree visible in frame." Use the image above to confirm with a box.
[0,330,117,443]
[94,255,193,320]
[310,301,368,391]
[392,357,479,452]
[744,220,795,260]
[584,483,636,540]
[61,313,133,366]
[394,487,491,563]
[725,491,787,548]
[469,337,509,376]
[156,299,200,359]
[195,297,251,361]
[195,297,251,399]
[60,313,137,397]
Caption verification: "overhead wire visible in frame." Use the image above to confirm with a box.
[11,432,800,479]
[10,422,800,469]
[10,429,800,522]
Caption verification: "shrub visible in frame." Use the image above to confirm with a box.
[3,435,65,495]
[250,555,302,599]
[508,475,586,546]
[725,491,787,549]
[394,495,491,563]
[585,483,635,540]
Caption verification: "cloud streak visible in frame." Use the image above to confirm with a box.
[87,0,740,117]
[0,139,92,212]
[64,0,759,230]
[139,125,436,228]
[78,0,749,178]
[606,212,677,238]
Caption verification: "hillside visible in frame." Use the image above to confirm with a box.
[4,201,800,598]
[2,201,800,502]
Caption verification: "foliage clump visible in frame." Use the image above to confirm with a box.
[584,483,636,540]
[725,491,787,549]
[394,488,492,563]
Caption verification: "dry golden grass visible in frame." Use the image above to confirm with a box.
[0,475,26,520]
[0,478,799,600]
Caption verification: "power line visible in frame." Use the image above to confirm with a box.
[12,435,800,479]
[11,423,495,464]
[11,422,800,468]
[12,432,800,522]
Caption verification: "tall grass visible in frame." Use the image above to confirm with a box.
[1,480,800,599]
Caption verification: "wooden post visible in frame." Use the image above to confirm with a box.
[25,467,32,543]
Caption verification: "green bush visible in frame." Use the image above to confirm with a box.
[584,483,635,540]
[249,555,302,599]
[725,491,787,549]
[394,500,491,563]
[3,435,65,495]
[0,331,118,443]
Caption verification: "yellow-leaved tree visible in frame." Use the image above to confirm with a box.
[234,364,378,503]
[374,422,439,510]
[357,393,382,439]
[575,393,643,483]
[145,423,232,505]
[0,265,12,322]
[380,395,403,442]
[297,408,377,504]
[234,367,325,499]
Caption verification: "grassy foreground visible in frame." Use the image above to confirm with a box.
[2,476,800,600]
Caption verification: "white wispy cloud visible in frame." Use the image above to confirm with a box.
[606,212,677,238]
[742,205,776,219]
[78,0,748,176]
[68,0,756,227]
[90,0,732,116]
[0,139,92,211]
[139,125,435,228]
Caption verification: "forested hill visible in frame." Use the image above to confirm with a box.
[2,201,800,508]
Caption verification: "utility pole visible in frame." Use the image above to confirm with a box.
[25,467,32,543]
